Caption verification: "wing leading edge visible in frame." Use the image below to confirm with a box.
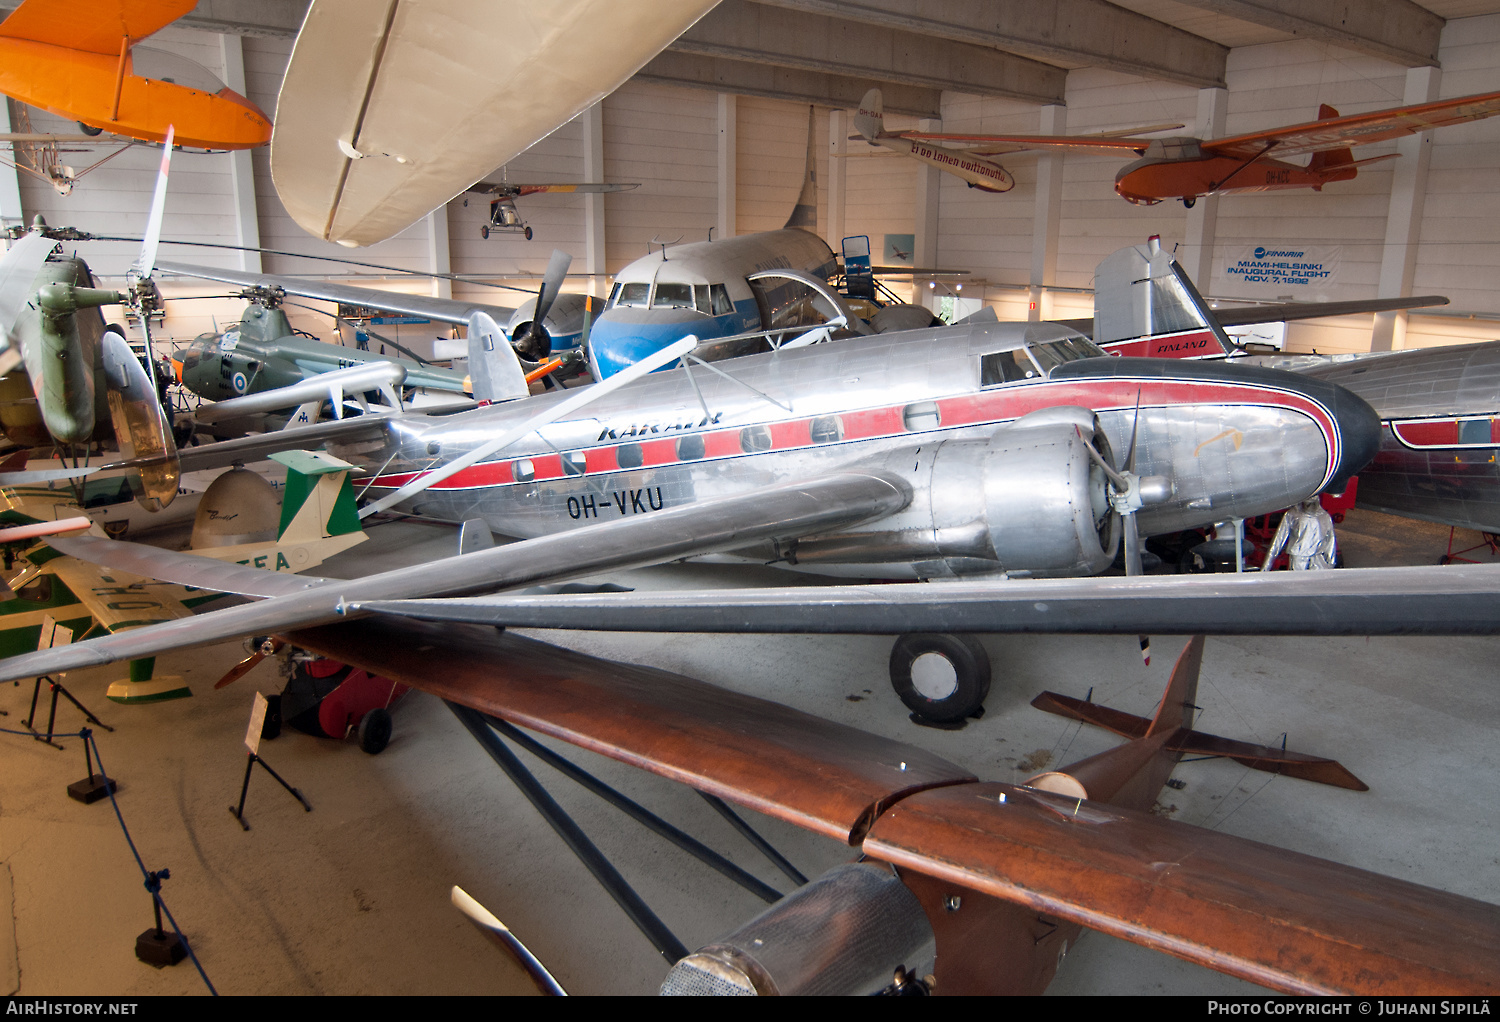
[0,470,910,684]
[350,562,1500,637]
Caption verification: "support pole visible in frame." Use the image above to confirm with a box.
[449,702,688,963]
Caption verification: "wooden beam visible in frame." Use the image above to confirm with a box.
[634,50,943,119]
[673,0,1065,104]
[750,0,1228,89]
[1172,0,1443,68]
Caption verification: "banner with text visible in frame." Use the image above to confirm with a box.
[1224,244,1341,297]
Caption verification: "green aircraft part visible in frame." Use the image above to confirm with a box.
[177,303,470,407]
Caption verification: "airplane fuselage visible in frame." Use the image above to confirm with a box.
[350,321,1378,581]
[588,229,839,377]
[872,136,1015,193]
[176,304,468,403]
[1115,141,1358,205]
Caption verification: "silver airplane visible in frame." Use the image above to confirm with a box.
[0,240,1385,724]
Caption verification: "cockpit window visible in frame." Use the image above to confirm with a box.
[710,284,733,316]
[980,350,1039,386]
[693,285,712,314]
[131,47,227,94]
[614,282,650,308]
[652,283,695,309]
[1027,338,1108,374]
[608,282,622,304]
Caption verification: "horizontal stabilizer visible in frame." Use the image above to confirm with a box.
[1032,691,1367,790]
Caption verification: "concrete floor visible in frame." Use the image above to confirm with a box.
[2,509,1497,995]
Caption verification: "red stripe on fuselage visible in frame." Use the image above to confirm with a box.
[369,375,1340,494]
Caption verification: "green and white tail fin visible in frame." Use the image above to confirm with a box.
[269,450,363,543]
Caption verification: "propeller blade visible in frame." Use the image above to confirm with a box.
[516,249,572,359]
[451,886,566,996]
[215,639,284,688]
[1123,389,1142,474]
[1123,508,1143,577]
[0,230,56,345]
[131,125,173,283]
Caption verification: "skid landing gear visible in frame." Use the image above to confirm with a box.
[889,633,991,725]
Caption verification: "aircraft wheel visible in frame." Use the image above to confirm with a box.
[889,633,990,723]
[358,708,393,755]
[480,224,490,239]
[1183,197,1197,209]
[524,226,534,241]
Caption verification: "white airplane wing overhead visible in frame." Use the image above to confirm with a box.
[0,470,909,684]
[349,563,1500,637]
[271,0,721,247]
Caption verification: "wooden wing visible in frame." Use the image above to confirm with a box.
[1209,90,1500,160]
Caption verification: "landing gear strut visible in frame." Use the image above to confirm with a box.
[888,633,991,723]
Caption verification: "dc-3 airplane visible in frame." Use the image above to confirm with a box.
[866,85,1500,207]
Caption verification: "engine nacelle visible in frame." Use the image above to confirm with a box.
[660,863,934,996]
[785,406,1117,578]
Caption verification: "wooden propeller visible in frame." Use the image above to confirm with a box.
[215,638,284,689]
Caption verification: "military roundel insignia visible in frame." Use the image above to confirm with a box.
[232,371,248,394]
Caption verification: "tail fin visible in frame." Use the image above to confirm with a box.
[268,450,361,543]
[853,87,884,141]
[783,106,819,230]
[1144,634,1203,737]
[467,310,529,402]
[1307,145,1356,177]
[1093,236,1235,357]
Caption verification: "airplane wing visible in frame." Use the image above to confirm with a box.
[1207,90,1500,160]
[95,413,399,479]
[47,557,209,637]
[154,260,518,326]
[0,470,910,684]
[895,132,1153,155]
[269,0,719,246]
[281,615,1500,995]
[0,0,194,54]
[349,562,1500,637]
[1052,293,1451,338]
[467,182,641,197]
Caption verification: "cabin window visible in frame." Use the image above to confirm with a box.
[809,416,844,444]
[980,350,1036,386]
[676,434,705,461]
[739,425,772,452]
[562,452,587,476]
[652,283,695,309]
[903,402,941,432]
[513,459,535,483]
[615,283,651,308]
[1459,418,1495,445]
[711,284,734,316]
[694,285,712,314]
[616,443,644,469]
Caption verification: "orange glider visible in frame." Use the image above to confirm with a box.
[0,0,271,150]
[903,90,1500,207]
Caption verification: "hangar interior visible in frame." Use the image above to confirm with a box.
[2,0,1500,998]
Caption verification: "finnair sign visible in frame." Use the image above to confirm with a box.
[1225,244,1341,295]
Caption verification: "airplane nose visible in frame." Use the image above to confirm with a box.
[1319,380,1382,495]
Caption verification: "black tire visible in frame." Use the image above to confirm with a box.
[1183,196,1197,208]
[358,708,393,755]
[889,634,991,723]
[480,225,490,239]
[524,226,534,241]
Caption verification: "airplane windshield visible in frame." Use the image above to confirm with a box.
[131,47,228,94]
[614,282,651,308]
[652,283,696,309]
[1027,337,1105,373]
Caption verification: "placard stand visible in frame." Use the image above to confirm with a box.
[23,618,111,750]
[228,692,310,830]
[66,727,117,804]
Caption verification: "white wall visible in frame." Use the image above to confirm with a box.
[8,15,1500,359]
